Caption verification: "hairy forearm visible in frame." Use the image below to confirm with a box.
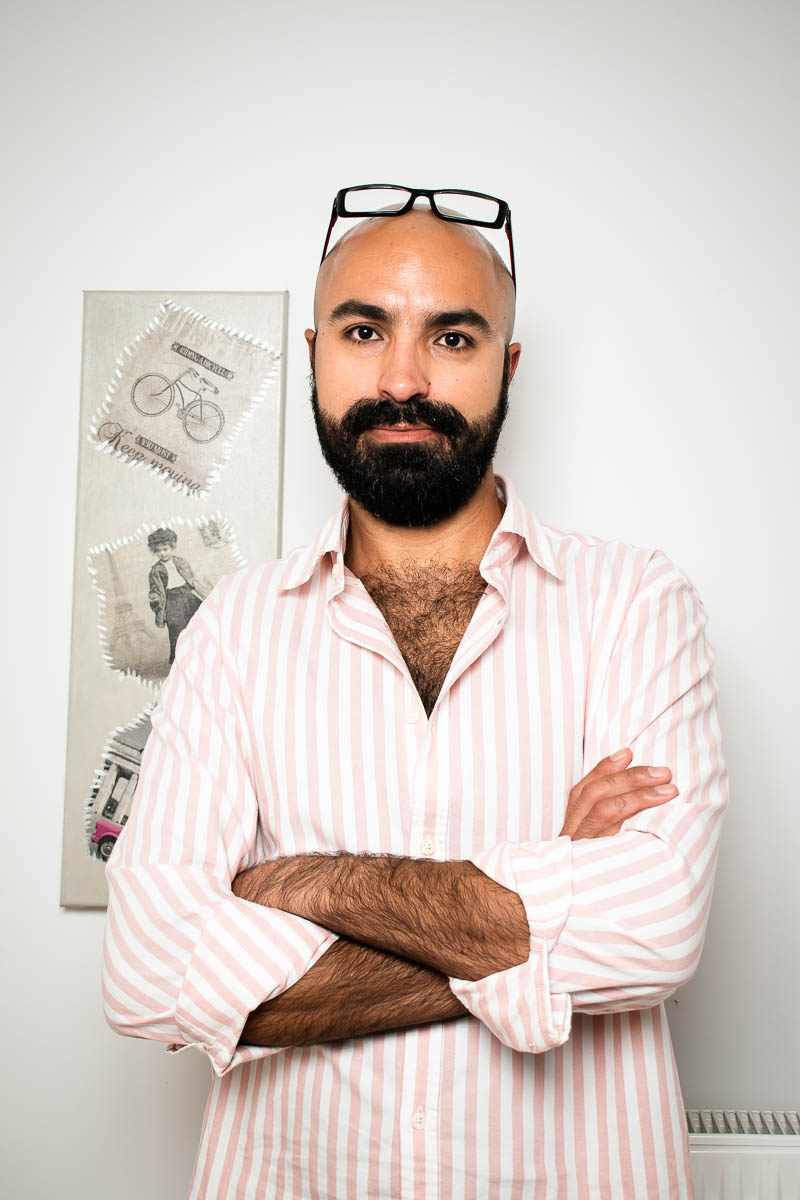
[233,853,530,981]
[241,936,468,1047]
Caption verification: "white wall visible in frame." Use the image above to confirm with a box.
[2,0,797,1195]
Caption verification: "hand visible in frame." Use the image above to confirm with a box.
[559,747,678,840]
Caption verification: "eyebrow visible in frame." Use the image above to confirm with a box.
[429,309,492,336]
[326,299,494,337]
[327,300,390,325]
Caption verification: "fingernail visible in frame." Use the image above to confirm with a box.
[610,749,629,761]
[654,784,675,795]
[648,766,670,778]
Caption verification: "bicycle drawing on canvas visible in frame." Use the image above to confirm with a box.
[130,367,225,443]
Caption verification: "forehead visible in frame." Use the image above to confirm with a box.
[315,213,506,326]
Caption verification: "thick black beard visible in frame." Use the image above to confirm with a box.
[309,348,510,527]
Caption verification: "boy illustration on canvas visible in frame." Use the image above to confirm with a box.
[146,528,210,665]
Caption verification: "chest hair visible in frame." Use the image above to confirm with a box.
[358,560,488,717]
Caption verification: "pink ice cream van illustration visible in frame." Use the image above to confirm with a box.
[91,816,126,863]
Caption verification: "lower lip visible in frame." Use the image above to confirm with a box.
[367,426,438,442]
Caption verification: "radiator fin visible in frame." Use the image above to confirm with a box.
[686,1109,800,1135]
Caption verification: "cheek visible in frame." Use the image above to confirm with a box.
[315,345,377,413]
[435,363,498,415]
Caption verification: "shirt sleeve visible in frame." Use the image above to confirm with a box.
[102,577,338,1077]
[448,549,728,1054]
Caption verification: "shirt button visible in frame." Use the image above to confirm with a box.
[406,705,422,725]
[410,1106,426,1130]
[331,560,343,581]
[420,835,435,856]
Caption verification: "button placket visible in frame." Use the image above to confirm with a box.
[406,683,436,856]
[406,688,451,872]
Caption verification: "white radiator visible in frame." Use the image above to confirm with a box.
[687,1111,800,1199]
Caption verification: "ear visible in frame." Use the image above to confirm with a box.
[304,328,316,366]
[507,342,522,383]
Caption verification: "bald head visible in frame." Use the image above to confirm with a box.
[314,207,516,342]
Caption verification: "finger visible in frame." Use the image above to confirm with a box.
[566,747,633,815]
[570,748,632,802]
[562,765,673,837]
[586,819,624,839]
[592,783,678,826]
[572,783,678,840]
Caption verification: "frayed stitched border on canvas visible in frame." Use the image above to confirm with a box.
[88,300,281,499]
[87,510,247,691]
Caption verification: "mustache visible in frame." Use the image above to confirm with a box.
[342,397,469,440]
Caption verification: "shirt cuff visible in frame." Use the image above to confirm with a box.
[448,836,574,1053]
[168,894,337,1076]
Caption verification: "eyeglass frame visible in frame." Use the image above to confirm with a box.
[319,184,516,288]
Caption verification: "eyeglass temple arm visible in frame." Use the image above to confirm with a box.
[320,200,338,264]
[505,210,516,288]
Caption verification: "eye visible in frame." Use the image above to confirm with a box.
[436,331,471,351]
[346,324,381,344]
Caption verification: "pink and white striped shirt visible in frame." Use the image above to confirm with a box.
[103,473,728,1198]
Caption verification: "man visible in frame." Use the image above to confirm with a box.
[103,185,728,1198]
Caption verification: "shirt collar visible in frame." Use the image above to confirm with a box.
[485,473,565,580]
[277,472,564,592]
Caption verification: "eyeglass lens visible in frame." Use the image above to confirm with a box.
[429,192,502,225]
[342,187,414,215]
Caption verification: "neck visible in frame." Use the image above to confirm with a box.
[344,467,504,578]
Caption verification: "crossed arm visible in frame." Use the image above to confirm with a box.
[231,747,684,1049]
[232,854,531,1046]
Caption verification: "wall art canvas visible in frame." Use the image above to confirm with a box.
[61,291,287,907]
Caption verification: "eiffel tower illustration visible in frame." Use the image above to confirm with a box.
[105,548,153,673]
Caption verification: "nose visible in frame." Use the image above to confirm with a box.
[375,337,430,404]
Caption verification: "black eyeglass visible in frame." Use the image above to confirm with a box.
[320,184,516,288]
